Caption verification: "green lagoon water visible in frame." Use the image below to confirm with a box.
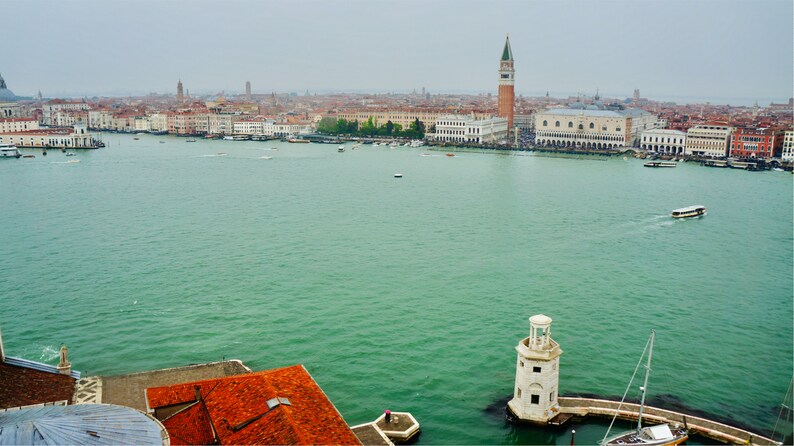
[0,134,791,444]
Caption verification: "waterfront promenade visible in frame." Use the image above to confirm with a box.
[557,397,780,445]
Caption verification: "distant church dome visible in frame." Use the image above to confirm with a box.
[0,73,17,101]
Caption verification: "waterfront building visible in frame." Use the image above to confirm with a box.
[51,109,89,127]
[134,115,152,133]
[0,117,39,133]
[729,127,783,159]
[498,35,515,130]
[534,108,656,149]
[145,364,362,445]
[507,314,562,424]
[177,79,184,104]
[88,109,114,130]
[640,129,687,154]
[782,130,794,162]
[0,121,96,148]
[514,114,535,133]
[208,113,237,135]
[685,123,733,158]
[430,114,508,144]
[0,102,21,118]
[43,99,90,125]
[149,113,169,133]
[233,118,267,135]
[338,109,440,132]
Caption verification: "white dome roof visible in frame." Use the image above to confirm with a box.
[529,314,552,325]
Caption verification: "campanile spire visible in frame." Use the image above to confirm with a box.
[498,34,515,130]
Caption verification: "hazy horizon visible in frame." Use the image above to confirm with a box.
[3,0,792,106]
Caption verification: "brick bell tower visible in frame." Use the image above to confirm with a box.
[498,34,515,130]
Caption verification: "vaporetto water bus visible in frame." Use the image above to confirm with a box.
[671,205,707,218]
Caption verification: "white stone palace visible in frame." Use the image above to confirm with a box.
[535,107,657,149]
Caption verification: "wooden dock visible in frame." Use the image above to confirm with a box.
[557,397,781,445]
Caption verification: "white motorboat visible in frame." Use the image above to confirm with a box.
[0,144,22,158]
[671,205,706,219]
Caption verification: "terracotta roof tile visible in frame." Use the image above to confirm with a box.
[0,362,76,409]
[147,365,360,445]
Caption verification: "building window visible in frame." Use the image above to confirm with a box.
[578,124,583,130]
[517,388,522,398]
[616,127,621,132]
[568,121,573,128]
[543,120,548,127]
[590,123,594,129]
[555,121,560,127]
[533,366,541,373]
[550,391,555,402]
[531,395,540,404]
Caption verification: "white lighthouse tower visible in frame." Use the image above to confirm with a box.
[507,314,563,424]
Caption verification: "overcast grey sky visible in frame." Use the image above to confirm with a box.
[3,0,792,104]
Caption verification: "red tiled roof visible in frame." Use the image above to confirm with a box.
[163,401,216,445]
[0,362,76,409]
[0,129,74,135]
[147,365,360,445]
[0,118,37,122]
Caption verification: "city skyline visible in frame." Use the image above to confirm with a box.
[2,0,792,105]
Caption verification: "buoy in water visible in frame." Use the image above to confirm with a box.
[394,173,403,178]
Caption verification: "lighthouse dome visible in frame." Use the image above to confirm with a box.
[529,314,552,325]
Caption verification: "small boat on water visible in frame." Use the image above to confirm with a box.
[186,139,197,143]
[644,161,677,168]
[65,152,76,156]
[0,144,22,158]
[671,205,706,219]
[133,137,140,140]
[600,330,689,446]
[445,153,455,157]
[159,141,166,144]
[288,138,310,143]
[394,173,403,178]
[338,146,345,152]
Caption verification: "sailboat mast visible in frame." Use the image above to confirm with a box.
[636,330,655,431]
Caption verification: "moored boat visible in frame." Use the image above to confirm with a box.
[0,144,22,158]
[601,331,689,446]
[288,138,310,143]
[671,205,706,218]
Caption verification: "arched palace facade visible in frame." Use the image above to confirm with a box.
[534,108,656,149]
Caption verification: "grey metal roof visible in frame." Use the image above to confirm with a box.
[0,404,167,445]
[4,357,80,380]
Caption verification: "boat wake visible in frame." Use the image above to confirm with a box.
[198,153,228,157]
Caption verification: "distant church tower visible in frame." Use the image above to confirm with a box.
[507,314,563,424]
[177,79,184,104]
[498,34,515,130]
[245,81,252,100]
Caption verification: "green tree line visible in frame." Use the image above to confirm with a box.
[317,117,425,139]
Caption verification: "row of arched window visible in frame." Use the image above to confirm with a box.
[541,120,621,132]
